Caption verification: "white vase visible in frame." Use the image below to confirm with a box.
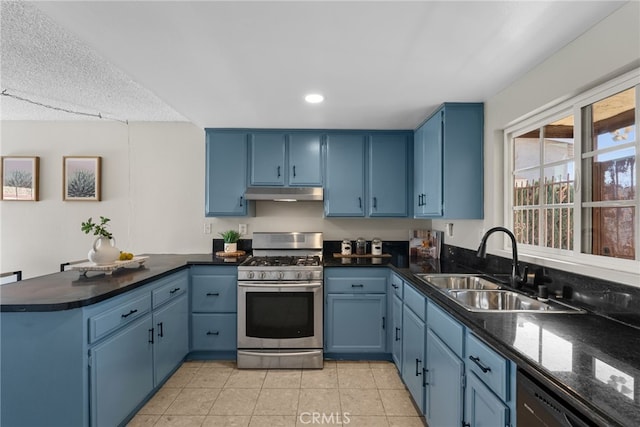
[88,236,120,265]
[224,242,237,253]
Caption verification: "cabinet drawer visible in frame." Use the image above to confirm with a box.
[403,283,425,321]
[191,274,237,313]
[427,300,464,357]
[466,333,509,401]
[191,313,237,351]
[389,274,403,299]
[89,293,152,343]
[152,273,188,309]
[325,277,386,294]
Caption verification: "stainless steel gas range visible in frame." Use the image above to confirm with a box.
[237,232,323,369]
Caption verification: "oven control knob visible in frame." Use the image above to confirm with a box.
[259,272,267,280]
[276,271,284,280]
[306,271,314,280]
[296,272,303,280]
[246,271,254,279]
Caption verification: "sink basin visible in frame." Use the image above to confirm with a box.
[414,274,502,291]
[447,290,585,313]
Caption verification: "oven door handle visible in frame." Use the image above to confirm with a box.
[238,282,322,289]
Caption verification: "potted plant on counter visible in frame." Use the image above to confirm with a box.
[220,229,241,253]
[81,216,120,265]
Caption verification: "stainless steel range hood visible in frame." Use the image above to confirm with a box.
[244,187,323,202]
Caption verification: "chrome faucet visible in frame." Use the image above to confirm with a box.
[477,227,527,289]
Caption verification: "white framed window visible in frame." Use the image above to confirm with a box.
[505,69,639,279]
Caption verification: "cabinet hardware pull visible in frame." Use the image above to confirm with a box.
[469,355,491,373]
[395,327,400,341]
[382,316,386,330]
[415,358,422,376]
[206,331,220,336]
[121,309,138,318]
[206,292,220,296]
[169,287,180,294]
[148,328,154,344]
[239,196,244,207]
[462,423,470,427]
[293,165,296,177]
[392,283,398,289]
[358,197,362,209]
[423,367,429,386]
[158,322,164,337]
[373,197,377,209]
[277,166,281,178]
[351,284,364,288]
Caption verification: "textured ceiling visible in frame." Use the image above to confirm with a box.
[0,1,628,128]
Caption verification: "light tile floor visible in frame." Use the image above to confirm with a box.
[128,360,426,427]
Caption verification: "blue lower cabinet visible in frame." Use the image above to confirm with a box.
[425,329,464,427]
[465,371,509,426]
[90,314,154,427]
[391,294,403,367]
[401,305,425,413]
[191,313,237,351]
[325,293,387,353]
[153,294,189,385]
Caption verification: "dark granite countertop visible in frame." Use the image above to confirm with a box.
[0,253,247,312]
[392,266,640,427]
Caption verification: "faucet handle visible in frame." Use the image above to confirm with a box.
[520,265,529,284]
[533,267,552,286]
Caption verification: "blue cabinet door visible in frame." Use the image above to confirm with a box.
[153,294,188,386]
[90,314,154,427]
[422,111,444,216]
[250,133,286,185]
[289,132,323,186]
[401,305,425,414]
[391,294,403,367]
[205,130,249,216]
[413,125,426,216]
[425,329,464,427]
[465,371,509,427]
[324,134,366,216]
[368,134,409,217]
[325,293,386,353]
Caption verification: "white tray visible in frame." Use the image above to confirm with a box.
[71,256,149,276]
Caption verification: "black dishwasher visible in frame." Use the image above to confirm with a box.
[517,369,595,427]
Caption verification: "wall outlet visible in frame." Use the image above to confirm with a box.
[239,224,248,235]
[203,223,211,234]
[446,223,454,238]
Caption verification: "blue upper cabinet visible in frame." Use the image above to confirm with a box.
[289,132,323,186]
[205,130,250,217]
[325,131,411,217]
[368,133,410,217]
[414,103,483,219]
[249,131,323,187]
[250,133,287,186]
[324,134,366,216]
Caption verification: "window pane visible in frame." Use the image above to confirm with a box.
[584,87,635,152]
[514,169,540,206]
[582,206,635,259]
[544,207,573,250]
[514,209,539,245]
[514,129,540,170]
[583,151,636,202]
[543,166,575,205]
[544,116,574,164]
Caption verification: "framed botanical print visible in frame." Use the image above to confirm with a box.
[63,156,101,201]
[1,156,40,201]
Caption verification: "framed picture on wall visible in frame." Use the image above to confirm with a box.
[1,156,40,201]
[63,156,101,201]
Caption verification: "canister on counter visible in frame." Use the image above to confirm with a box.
[341,239,352,255]
[371,238,382,255]
[356,237,366,255]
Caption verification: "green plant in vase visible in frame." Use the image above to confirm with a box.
[220,229,241,253]
[81,216,119,265]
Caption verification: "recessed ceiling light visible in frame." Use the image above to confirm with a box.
[305,93,324,104]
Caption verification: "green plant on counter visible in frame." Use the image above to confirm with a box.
[81,216,113,239]
[219,229,241,243]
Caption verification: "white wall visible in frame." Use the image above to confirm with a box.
[2,2,639,281]
[0,120,429,278]
[433,1,640,285]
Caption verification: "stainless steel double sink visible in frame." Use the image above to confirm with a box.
[414,274,584,314]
